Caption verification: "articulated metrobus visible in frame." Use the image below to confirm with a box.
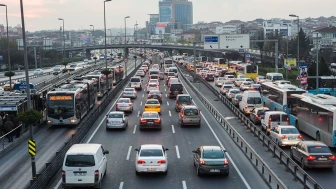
[290,94,336,147]
[82,71,106,98]
[46,79,97,125]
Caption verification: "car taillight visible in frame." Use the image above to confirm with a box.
[281,135,287,139]
[94,170,99,182]
[148,95,151,98]
[307,156,316,161]
[137,160,146,164]
[329,156,335,160]
[154,119,161,123]
[121,120,124,123]
[200,159,206,165]
[62,170,66,182]
[140,119,147,123]
[245,105,248,108]
[116,104,119,107]
[298,135,303,139]
[106,119,108,123]
[157,160,166,164]
[122,92,125,94]
[128,104,131,106]
[255,115,259,118]
[224,159,229,165]
[133,92,136,94]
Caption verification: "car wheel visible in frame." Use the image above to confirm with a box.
[106,127,109,131]
[301,159,306,170]
[135,170,140,175]
[198,124,201,128]
[95,179,101,188]
[158,127,162,131]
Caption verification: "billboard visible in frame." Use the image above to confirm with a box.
[284,58,296,68]
[159,3,172,22]
[155,27,165,35]
[156,23,167,27]
[297,64,308,89]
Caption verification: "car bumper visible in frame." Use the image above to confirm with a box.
[181,119,200,125]
[199,165,229,174]
[106,123,126,129]
[136,165,167,172]
[116,107,133,111]
[279,139,302,146]
[140,123,162,129]
[306,161,335,169]
[144,108,160,113]
[62,181,100,188]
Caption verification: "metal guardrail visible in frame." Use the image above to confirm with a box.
[29,60,142,189]
[177,64,323,189]
[176,65,287,189]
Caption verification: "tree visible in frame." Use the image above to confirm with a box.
[319,56,331,76]
[93,57,97,64]
[63,62,68,68]
[289,28,311,60]
[17,110,43,125]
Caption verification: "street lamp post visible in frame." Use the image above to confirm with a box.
[134,23,138,43]
[90,25,95,59]
[289,14,300,62]
[104,0,111,89]
[58,18,65,63]
[316,39,320,94]
[283,24,290,80]
[124,16,130,76]
[0,4,12,91]
[20,0,36,180]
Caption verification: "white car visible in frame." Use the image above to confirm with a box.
[34,69,43,75]
[135,144,169,175]
[147,82,159,93]
[116,98,133,113]
[84,59,89,63]
[106,111,128,130]
[122,88,137,99]
[0,87,4,96]
[270,125,303,146]
[215,77,226,87]
[136,70,146,77]
[148,79,159,86]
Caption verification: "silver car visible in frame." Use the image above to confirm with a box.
[136,70,145,77]
[215,77,226,87]
[116,98,133,113]
[226,89,240,99]
[159,71,165,80]
[122,88,137,99]
[231,94,242,106]
[106,111,128,130]
[178,105,201,127]
[270,125,302,146]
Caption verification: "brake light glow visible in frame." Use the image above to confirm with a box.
[62,170,65,176]
[106,119,108,123]
[329,156,335,160]
[307,156,316,161]
[224,159,229,165]
[154,119,161,123]
[140,119,147,123]
[137,160,146,164]
[128,104,131,107]
[94,170,99,182]
[298,135,303,139]
[157,160,166,164]
[200,159,206,165]
[281,135,287,139]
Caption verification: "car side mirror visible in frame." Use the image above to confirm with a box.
[223,149,227,153]
[104,150,109,155]
[134,149,139,151]
[106,114,109,117]
[192,150,197,153]
[165,148,169,151]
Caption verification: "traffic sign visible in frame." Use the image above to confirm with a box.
[28,140,36,156]
[238,49,245,53]
[219,34,250,49]
[204,35,219,49]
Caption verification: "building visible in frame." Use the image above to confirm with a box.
[159,0,173,22]
[263,19,293,37]
[149,14,160,24]
[313,26,336,50]
[158,0,193,29]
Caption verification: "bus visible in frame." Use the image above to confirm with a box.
[244,64,258,80]
[260,82,306,116]
[164,58,174,68]
[46,79,97,125]
[103,66,125,86]
[82,71,106,98]
[290,93,336,147]
[306,76,336,96]
[214,58,226,67]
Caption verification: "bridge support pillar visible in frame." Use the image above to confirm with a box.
[124,47,129,58]
[86,49,91,59]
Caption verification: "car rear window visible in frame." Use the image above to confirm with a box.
[269,114,288,122]
[140,149,163,157]
[149,83,157,87]
[125,88,134,91]
[150,71,159,75]
[307,146,331,153]
[224,85,232,89]
[109,113,123,118]
[178,96,191,102]
[131,78,140,82]
[230,90,240,94]
[247,97,262,104]
[118,99,130,103]
[168,72,175,76]
[202,150,224,159]
[65,155,95,167]
[183,108,198,116]
[280,128,299,134]
[142,112,159,118]
[170,84,183,91]
[146,100,159,104]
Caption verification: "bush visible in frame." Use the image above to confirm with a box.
[4,71,15,77]
[17,110,43,125]
[101,69,111,76]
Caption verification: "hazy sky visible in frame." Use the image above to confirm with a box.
[0,0,335,31]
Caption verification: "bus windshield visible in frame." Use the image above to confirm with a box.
[47,96,74,118]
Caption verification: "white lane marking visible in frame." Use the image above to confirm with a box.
[164,84,165,86]
[181,81,252,189]
[137,111,140,117]
[143,88,145,91]
[119,182,124,189]
[175,145,180,159]
[169,110,171,117]
[140,101,142,106]
[55,180,62,189]
[126,146,132,160]
[164,88,166,91]
[133,125,137,134]
[171,125,175,133]
[182,181,187,189]
[142,94,144,97]
[165,94,167,98]
[167,101,169,106]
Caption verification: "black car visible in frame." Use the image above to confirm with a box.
[205,73,214,81]
[148,90,162,104]
[139,112,162,130]
[168,83,183,98]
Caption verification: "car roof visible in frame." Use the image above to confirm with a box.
[66,144,101,155]
[201,146,222,151]
[124,87,135,90]
[177,94,190,97]
[140,144,163,150]
[265,111,287,115]
[301,141,327,147]
[149,90,160,93]
[183,105,197,109]
[109,111,124,114]
[276,125,296,128]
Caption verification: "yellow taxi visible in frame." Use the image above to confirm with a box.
[4,81,14,91]
[144,99,161,114]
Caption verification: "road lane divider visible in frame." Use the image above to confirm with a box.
[126,146,132,160]
[171,125,175,133]
[182,181,187,189]
[133,125,137,134]
[175,145,180,159]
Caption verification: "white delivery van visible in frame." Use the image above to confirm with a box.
[62,144,109,189]
[261,111,289,134]
[239,91,263,115]
[130,76,142,90]
[265,73,284,82]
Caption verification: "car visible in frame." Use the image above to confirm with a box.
[234,78,245,87]
[255,76,266,84]
[166,72,176,83]
[270,125,302,146]
[240,81,253,91]
[148,90,163,104]
[84,59,89,63]
[146,82,159,93]
[249,107,270,124]
[3,81,14,91]
[250,84,261,91]
[106,111,128,130]
[122,88,137,99]
[178,105,200,127]
[116,98,133,113]
[141,65,148,72]
[144,99,161,114]
[0,87,4,95]
[175,94,193,112]
[225,88,240,99]
[130,76,142,90]
[204,73,214,81]
[220,81,235,95]
[136,70,146,77]
[215,77,226,87]
[148,79,159,86]
[168,83,183,98]
[139,112,162,130]
[192,146,229,176]
[149,74,159,80]
[135,144,168,174]
[290,141,335,170]
[34,68,44,75]
[231,94,242,107]
[53,67,62,75]
[168,78,179,88]
[159,71,164,80]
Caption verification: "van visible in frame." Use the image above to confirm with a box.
[168,67,178,77]
[178,105,201,127]
[168,83,183,98]
[175,94,193,112]
[130,76,142,90]
[62,144,109,188]
[239,91,262,115]
[266,73,284,82]
[261,111,289,134]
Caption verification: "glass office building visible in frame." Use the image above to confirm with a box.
[174,2,193,26]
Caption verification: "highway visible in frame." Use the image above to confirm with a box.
[198,71,335,189]
[0,60,136,189]
[49,64,269,189]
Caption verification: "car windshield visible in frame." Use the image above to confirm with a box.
[307,146,331,153]
[65,155,95,167]
[140,149,163,157]
[280,128,299,134]
[124,88,134,91]
[168,73,175,76]
[118,99,130,103]
[109,113,123,118]
[146,100,159,104]
[230,90,240,94]
[142,112,159,118]
[131,78,140,82]
[224,85,232,89]
[203,149,224,159]
[184,108,198,116]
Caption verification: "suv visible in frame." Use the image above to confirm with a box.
[175,94,193,112]
[178,105,201,127]
[168,83,183,98]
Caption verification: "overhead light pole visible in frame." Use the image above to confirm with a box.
[0,4,12,91]
[124,16,130,76]
[58,18,65,63]
[289,14,300,62]
[20,0,35,180]
[90,24,95,58]
[104,0,111,88]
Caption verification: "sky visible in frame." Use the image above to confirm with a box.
[0,0,335,32]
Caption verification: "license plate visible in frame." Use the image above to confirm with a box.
[150,106,156,108]
[148,122,153,124]
[287,137,294,140]
[111,121,119,123]
[210,169,220,172]
[147,168,157,172]
[318,158,328,161]
[74,173,86,176]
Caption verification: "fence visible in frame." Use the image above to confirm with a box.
[177,64,323,189]
[29,60,142,189]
